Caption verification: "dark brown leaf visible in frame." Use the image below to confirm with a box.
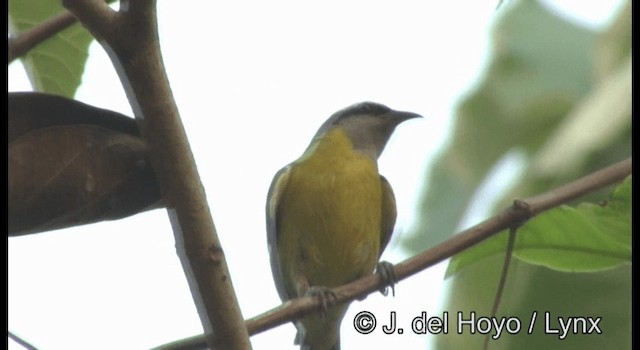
[8,92,162,236]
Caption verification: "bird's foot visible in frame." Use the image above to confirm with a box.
[375,261,398,297]
[305,286,338,318]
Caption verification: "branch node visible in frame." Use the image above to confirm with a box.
[512,198,530,212]
[207,245,224,264]
[63,0,117,41]
[510,199,533,227]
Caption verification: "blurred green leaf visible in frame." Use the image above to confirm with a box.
[594,0,631,81]
[446,176,631,277]
[505,0,631,204]
[8,0,94,97]
[406,0,598,251]
[411,2,631,349]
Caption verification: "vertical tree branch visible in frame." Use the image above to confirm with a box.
[62,1,251,349]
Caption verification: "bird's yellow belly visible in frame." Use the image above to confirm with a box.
[278,150,382,296]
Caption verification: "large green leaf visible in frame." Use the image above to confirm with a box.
[8,0,94,97]
[405,0,598,251]
[446,176,631,277]
[436,256,631,349]
[516,176,631,271]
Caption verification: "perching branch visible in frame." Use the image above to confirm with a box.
[154,157,631,350]
[248,158,631,333]
[62,1,251,349]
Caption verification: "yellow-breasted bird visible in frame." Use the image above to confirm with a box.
[266,102,421,350]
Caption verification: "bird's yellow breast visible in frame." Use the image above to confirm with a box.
[278,128,383,296]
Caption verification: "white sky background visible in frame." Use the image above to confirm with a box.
[8,1,624,349]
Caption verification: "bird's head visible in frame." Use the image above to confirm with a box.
[312,101,422,160]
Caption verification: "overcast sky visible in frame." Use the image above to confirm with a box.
[8,1,624,349]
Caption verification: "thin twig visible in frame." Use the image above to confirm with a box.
[8,11,76,63]
[154,158,631,350]
[62,1,251,349]
[8,0,117,63]
[489,226,518,318]
[483,226,517,350]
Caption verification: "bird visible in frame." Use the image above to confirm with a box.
[266,101,421,349]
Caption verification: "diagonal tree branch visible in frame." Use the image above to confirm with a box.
[62,1,251,349]
[154,157,631,350]
[8,10,76,63]
[8,331,38,350]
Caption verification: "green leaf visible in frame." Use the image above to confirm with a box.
[8,0,94,97]
[579,175,631,246]
[515,206,630,272]
[445,228,509,278]
[446,176,631,277]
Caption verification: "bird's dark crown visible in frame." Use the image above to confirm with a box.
[330,101,392,123]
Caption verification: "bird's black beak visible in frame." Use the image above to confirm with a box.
[388,110,423,124]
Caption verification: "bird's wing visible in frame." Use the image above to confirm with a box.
[379,175,397,257]
[266,164,293,301]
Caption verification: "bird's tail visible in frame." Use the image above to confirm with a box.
[298,337,340,350]
[296,326,340,350]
